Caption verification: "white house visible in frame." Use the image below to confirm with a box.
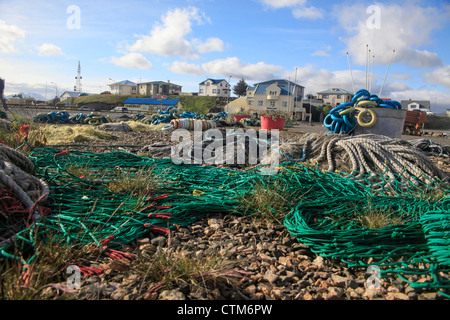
[400,99,431,112]
[108,80,137,95]
[199,79,230,98]
[317,88,354,106]
[60,91,93,101]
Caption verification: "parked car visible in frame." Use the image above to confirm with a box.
[113,107,129,113]
[78,106,90,111]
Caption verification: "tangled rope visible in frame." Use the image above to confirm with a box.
[148,107,228,128]
[264,133,447,189]
[33,111,71,124]
[33,111,113,125]
[408,139,450,158]
[0,144,49,250]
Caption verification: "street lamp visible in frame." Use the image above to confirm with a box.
[227,76,231,113]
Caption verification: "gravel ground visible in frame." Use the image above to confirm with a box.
[39,122,450,301]
[48,213,448,301]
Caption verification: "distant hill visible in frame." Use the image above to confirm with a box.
[57,94,218,114]
[6,92,47,100]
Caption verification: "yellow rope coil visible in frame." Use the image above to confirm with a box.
[357,109,377,128]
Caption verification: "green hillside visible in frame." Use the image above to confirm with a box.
[57,94,219,114]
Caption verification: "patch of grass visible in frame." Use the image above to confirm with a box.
[425,114,450,130]
[64,163,102,182]
[107,166,159,196]
[0,122,48,151]
[355,207,405,229]
[235,173,307,224]
[0,228,96,300]
[136,247,241,296]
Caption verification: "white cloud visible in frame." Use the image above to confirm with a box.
[37,43,62,56]
[194,37,224,54]
[292,6,324,20]
[312,45,332,57]
[169,61,203,76]
[423,65,450,88]
[111,52,153,70]
[283,65,363,95]
[336,3,448,69]
[259,0,306,9]
[0,20,25,53]
[258,0,323,19]
[202,57,284,82]
[128,7,222,59]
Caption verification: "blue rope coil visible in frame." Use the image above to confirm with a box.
[323,89,402,134]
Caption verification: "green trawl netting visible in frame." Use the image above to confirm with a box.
[1,147,449,296]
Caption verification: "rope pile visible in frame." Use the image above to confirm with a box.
[408,139,450,158]
[33,111,113,125]
[264,133,447,190]
[149,108,229,128]
[239,118,261,127]
[323,89,402,134]
[0,144,49,254]
[166,118,217,131]
[33,111,71,124]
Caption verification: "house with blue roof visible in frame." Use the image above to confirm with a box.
[199,78,230,98]
[108,80,137,95]
[244,79,306,120]
[123,97,182,112]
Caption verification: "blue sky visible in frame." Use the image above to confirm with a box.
[1,0,449,113]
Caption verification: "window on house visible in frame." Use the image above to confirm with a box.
[322,94,329,98]
[270,101,276,107]
[199,89,203,93]
[282,102,288,107]
[212,89,216,93]
[258,101,263,106]
[337,95,342,99]
[217,89,220,94]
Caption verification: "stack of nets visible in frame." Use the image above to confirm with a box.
[1,145,449,297]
